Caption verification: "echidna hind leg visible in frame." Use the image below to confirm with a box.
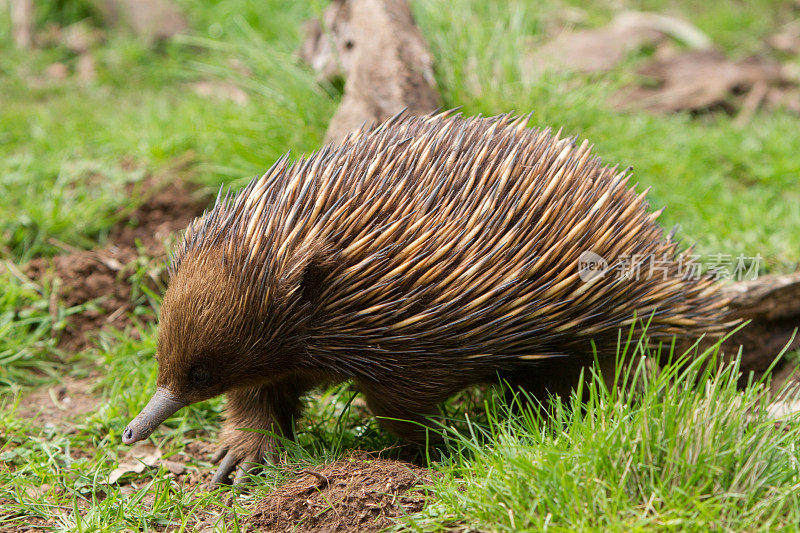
[500,355,617,415]
[359,383,443,446]
[210,375,313,486]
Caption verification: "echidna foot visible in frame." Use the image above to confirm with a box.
[207,377,312,488]
[209,446,265,488]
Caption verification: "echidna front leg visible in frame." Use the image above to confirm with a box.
[210,376,310,487]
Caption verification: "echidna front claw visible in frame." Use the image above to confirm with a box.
[233,455,262,486]
[209,450,241,487]
[210,446,229,464]
[209,449,264,488]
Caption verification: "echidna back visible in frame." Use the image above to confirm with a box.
[173,112,731,371]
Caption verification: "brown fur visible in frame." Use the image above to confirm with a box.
[156,112,732,481]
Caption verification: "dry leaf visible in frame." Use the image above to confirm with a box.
[93,0,188,43]
[62,22,104,53]
[766,86,800,113]
[45,62,68,81]
[108,443,162,484]
[76,54,97,84]
[768,397,800,419]
[24,484,49,499]
[163,460,186,475]
[767,20,800,55]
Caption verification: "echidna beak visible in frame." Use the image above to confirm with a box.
[122,387,185,445]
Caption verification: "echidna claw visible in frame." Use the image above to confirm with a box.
[210,446,229,464]
[233,456,261,486]
[208,449,263,488]
[209,450,241,487]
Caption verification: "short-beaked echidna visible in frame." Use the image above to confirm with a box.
[122,112,731,485]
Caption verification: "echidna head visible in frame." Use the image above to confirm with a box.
[122,246,316,445]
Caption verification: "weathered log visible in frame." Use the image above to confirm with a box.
[720,273,800,384]
[299,0,441,142]
[9,0,33,49]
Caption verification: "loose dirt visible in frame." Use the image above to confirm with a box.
[25,177,210,352]
[16,376,98,427]
[110,177,210,256]
[247,454,432,533]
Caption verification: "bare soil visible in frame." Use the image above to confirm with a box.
[247,454,432,533]
[25,177,210,352]
[16,376,98,427]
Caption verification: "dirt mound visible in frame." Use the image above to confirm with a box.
[26,178,210,352]
[27,249,136,352]
[247,455,432,533]
[111,179,209,256]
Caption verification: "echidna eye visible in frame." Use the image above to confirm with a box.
[189,365,209,386]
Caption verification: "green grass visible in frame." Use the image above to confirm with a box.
[404,341,800,532]
[0,271,60,390]
[1,0,800,530]
[0,2,335,260]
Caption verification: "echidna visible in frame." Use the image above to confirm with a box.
[122,112,730,485]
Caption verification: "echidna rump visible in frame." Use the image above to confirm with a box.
[122,112,731,485]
